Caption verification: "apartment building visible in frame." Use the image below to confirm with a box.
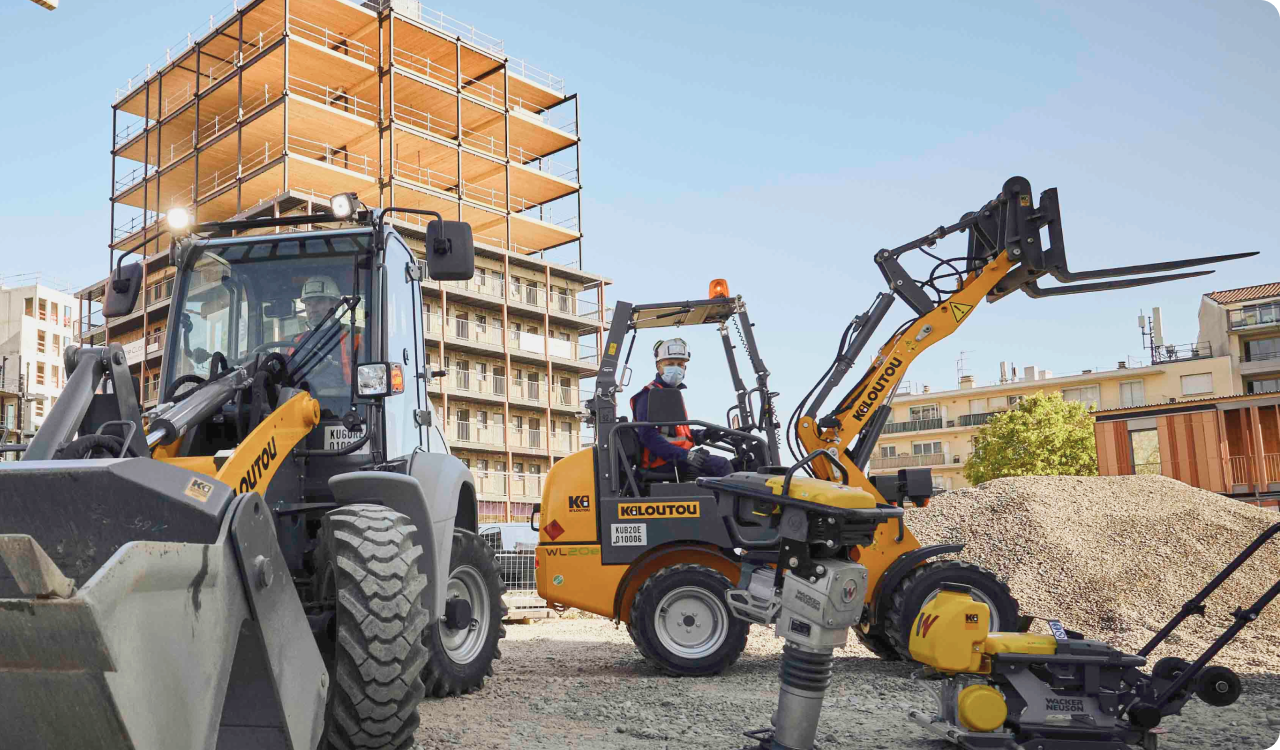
[0,277,78,452]
[1198,283,1280,397]
[76,0,608,522]
[869,355,1234,491]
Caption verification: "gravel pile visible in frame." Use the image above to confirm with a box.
[912,475,1280,673]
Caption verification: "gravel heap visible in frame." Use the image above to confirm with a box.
[911,475,1280,673]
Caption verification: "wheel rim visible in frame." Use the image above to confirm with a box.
[440,565,490,664]
[920,587,1001,631]
[653,585,729,660]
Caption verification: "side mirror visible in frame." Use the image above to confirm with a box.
[425,220,475,281]
[104,263,144,319]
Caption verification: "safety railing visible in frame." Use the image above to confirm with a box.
[460,126,504,158]
[1265,454,1280,485]
[1228,455,1254,486]
[510,474,545,500]
[290,76,378,121]
[510,144,578,181]
[868,453,948,470]
[384,0,505,56]
[577,344,599,364]
[508,282,547,308]
[449,420,504,447]
[391,45,456,87]
[1229,303,1280,330]
[289,15,375,65]
[443,315,505,348]
[114,118,150,148]
[882,417,944,435]
[1242,350,1280,364]
[114,164,157,195]
[461,75,504,108]
[146,281,174,307]
[289,135,376,177]
[510,104,577,137]
[392,101,457,139]
[112,214,148,243]
[506,58,565,95]
[394,158,458,194]
[957,412,996,427]
[509,379,547,405]
[441,276,505,301]
[509,427,545,450]
[146,329,167,352]
[549,432,579,453]
[447,370,507,398]
[116,1,242,102]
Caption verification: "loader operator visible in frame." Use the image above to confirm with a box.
[291,275,360,387]
[629,338,733,478]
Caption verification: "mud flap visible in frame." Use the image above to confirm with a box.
[0,492,326,750]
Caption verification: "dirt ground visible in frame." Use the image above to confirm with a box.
[415,618,1280,750]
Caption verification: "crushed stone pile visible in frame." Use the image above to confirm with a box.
[912,475,1280,673]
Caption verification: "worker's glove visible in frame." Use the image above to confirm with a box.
[685,447,710,471]
[700,427,726,445]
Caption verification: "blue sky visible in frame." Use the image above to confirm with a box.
[0,0,1276,438]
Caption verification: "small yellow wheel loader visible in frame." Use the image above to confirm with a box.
[679,176,1253,750]
[0,195,505,750]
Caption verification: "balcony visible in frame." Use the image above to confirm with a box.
[957,412,996,427]
[1228,303,1280,331]
[882,417,943,435]
[509,427,545,452]
[448,420,505,450]
[444,370,507,402]
[868,453,948,471]
[509,379,548,407]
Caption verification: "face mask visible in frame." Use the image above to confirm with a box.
[661,365,685,387]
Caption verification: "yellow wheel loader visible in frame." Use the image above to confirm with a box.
[0,196,505,750]
[680,175,1252,750]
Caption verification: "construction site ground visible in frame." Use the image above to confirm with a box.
[417,476,1280,748]
[414,617,1279,749]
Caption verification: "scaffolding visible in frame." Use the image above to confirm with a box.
[82,0,607,526]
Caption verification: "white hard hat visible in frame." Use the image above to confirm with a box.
[653,338,690,362]
[301,275,342,301]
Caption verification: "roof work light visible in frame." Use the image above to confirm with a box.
[329,192,365,221]
[709,279,730,299]
[166,207,192,234]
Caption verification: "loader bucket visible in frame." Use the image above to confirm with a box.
[0,459,327,750]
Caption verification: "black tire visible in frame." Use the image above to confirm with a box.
[626,564,749,676]
[853,627,902,661]
[318,505,430,750]
[1152,656,1192,681]
[883,559,1020,662]
[1195,665,1241,707]
[421,529,507,697]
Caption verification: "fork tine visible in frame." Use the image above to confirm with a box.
[1021,270,1217,298]
[1046,252,1258,282]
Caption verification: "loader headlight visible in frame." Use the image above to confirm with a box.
[357,363,405,397]
[167,206,192,234]
[329,192,364,221]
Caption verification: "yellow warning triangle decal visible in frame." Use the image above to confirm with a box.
[951,302,973,323]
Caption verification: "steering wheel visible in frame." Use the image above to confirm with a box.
[252,339,297,356]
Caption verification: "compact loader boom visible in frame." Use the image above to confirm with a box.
[0,196,506,750]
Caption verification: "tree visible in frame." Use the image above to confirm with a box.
[963,391,1097,485]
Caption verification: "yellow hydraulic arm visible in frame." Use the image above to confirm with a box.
[795,251,1015,491]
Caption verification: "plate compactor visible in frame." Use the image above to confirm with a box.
[0,196,506,750]
[907,522,1280,750]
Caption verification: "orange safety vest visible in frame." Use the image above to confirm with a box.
[291,329,361,383]
[629,382,695,469]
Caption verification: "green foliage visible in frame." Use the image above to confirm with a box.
[963,391,1098,485]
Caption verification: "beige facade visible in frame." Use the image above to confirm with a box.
[869,355,1235,490]
[77,0,610,522]
[1198,283,1280,397]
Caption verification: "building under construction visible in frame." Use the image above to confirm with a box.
[77,0,608,525]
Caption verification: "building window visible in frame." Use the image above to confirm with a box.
[38,298,47,321]
[1247,377,1280,395]
[968,398,988,414]
[35,363,45,386]
[1129,429,1161,475]
[1007,395,1025,408]
[1245,337,1280,362]
[1119,380,1145,409]
[1061,385,1099,409]
[51,365,59,388]
[1180,373,1213,396]
[52,334,60,356]
[912,441,943,456]
[63,305,71,327]
[909,404,940,422]
[34,401,44,418]
[879,445,897,458]
[36,330,46,354]
[24,298,33,317]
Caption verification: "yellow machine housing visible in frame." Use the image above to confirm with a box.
[910,588,1058,675]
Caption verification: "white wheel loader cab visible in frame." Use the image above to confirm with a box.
[155,201,483,624]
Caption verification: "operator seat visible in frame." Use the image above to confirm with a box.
[614,417,679,495]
